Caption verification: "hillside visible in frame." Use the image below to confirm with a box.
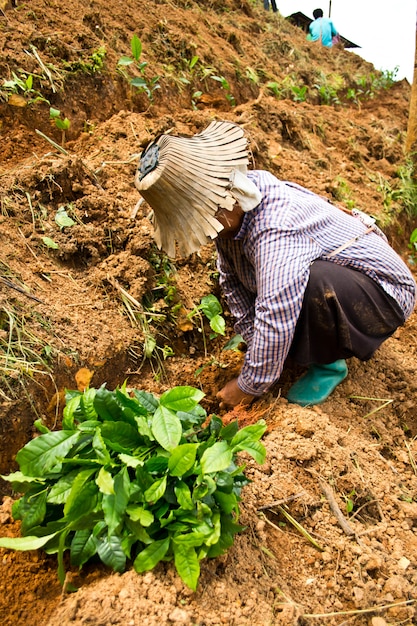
[0,1,416,625]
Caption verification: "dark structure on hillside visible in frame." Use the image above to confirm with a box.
[287,11,360,49]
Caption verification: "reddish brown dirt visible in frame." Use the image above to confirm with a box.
[1,1,416,625]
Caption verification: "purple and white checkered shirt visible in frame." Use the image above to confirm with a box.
[215,170,416,396]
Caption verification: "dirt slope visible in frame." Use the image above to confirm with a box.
[0,1,416,625]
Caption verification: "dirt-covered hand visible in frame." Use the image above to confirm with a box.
[216,378,255,409]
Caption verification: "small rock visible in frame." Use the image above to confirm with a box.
[398,556,410,570]
[168,607,191,623]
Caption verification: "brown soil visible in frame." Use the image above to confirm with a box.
[1,1,416,625]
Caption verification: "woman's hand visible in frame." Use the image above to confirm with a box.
[216,378,255,410]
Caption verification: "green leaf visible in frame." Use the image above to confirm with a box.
[94,385,122,421]
[130,34,142,61]
[117,55,134,66]
[233,440,266,465]
[100,421,141,452]
[70,529,97,567]
[214,490,238,514]
[126,506,154,526]
[49,107,60,119]
[174,481,194,510]
[102,467,130,533]
[55,207,75,230]
[48,469,81,504]
[34,419,50,434]
[223,334,244,351]
[96,467,114,495]
[199,294,222,319]
[95,533,126,572]
[152,406,182,451]
[209,314,225,336]
[80,388,98,421]
[160,386,205,412]
[115,389,147,420]
[64,477,98,521]
[54,117,70,131]
[200,441,233,474]
[133,390,159,413]
[168,444,199,477]
[134,537,170,573]
[1,471,45,492]
[41,236,59,249]
[144,475,167,504]
[118,453,143,468]
[173,545,200,591]
[62,395,81,429]
[92,428,112,465]
[231,421,267,464]
[0,533,58,551]
[16,431,80,476]
[219,420,239,442]
[21,489,48,535]
[131,77,147,89]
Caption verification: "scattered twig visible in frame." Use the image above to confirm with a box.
[349,395,393,418]
[405,440,417,475]
[35,129,68,155]
[131,197,144,220]
[94,153,140,174]
[275,505,324,551]
[348,499,378,522]
[303,598,416,619]
[17,227,41,262]
[0,276,44,303]
[26,44,57,93]
[257,491,305,511]
[319,479,356,538]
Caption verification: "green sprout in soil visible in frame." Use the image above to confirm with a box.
[117,34,161,101]
[0,383,267,591]
[49,107,71,146]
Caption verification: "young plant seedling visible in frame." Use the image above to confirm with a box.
[49,107,70,146]
[117,34,160,101]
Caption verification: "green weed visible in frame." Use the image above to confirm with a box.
[63,46,106,74]
[1,71,49,105]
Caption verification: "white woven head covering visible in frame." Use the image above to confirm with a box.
[135,120,262,258]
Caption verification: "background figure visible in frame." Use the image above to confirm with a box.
[308,8,338,47]
[263,0,278,12]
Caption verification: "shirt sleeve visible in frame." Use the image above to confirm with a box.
[237,226,313,396]
[217,247,256,346]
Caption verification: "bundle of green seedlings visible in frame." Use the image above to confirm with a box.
[0,384,266,591]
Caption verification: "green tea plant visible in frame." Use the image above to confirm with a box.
[266,75,307,103]
[49,107,71,145]
[313,72,343,106]
[0,384,267,591]
[188,294,226,339]
[117,34,160,101]
[211,75,235,106]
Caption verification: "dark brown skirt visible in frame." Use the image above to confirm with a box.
[289,260,405,365]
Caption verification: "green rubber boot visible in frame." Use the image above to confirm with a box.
[286,360,348,407]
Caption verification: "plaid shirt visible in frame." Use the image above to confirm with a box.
[215,170,416,396]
